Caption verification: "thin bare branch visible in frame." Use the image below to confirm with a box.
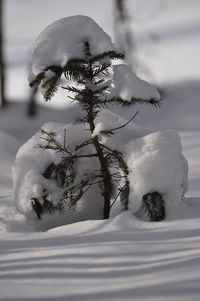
[64,128,67,149]
[101,111,139,134]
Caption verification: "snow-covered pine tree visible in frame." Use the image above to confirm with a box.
[29,15,161,220]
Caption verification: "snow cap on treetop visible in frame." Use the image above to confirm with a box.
[29,15,117,82]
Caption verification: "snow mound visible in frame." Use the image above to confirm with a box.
[12,110,187,229]
[12,122,104,229]
[12,111,146,230]
[110,64,160,101]
[29,15,117,81]
[126,130,188,214]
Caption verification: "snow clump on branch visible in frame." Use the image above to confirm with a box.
[29,15,117,82]
[29,15,160,105]
[126,130,188,215]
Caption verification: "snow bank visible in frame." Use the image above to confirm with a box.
[110,64,160,101]
[29,15,117,81]
[126,130,188,214]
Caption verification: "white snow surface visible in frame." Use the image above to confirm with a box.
[29,15,117,81]
[126,130,188,213]
[1,209,200,301]
[110,64,160,101]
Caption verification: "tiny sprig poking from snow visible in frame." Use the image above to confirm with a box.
[109,64,160,102]
[125,130,188,214]
[29,15,117,82]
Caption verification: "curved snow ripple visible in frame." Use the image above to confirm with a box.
[1,212,200,300]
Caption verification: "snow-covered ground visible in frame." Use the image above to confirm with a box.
[1,210,200,301]
[1,0,200,300]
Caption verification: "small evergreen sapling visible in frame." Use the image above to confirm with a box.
[29,16,161,220]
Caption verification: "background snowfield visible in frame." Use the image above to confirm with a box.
[0,0,200,300]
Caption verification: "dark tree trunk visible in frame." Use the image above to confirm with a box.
[93,138,112,219]
[88,108,112,219]
[85,59,113,219]
[27,86,38,117]
[115,0,135,69]
[0,0,6,108]
[116,0,126,21]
